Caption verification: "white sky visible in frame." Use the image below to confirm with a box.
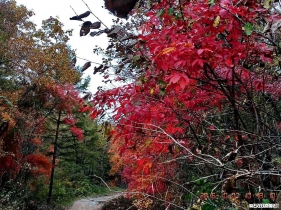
[15,0,115,92]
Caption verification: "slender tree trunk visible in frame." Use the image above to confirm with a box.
[47,110,61,204]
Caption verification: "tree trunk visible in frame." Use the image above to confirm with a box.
[47,110,61,204]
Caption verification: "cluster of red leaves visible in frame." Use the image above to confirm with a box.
[0,155,21,178]
[45,84,84,113]
[70,126,84,140]
[26,154,52,176]
[0,83,90,181]
[93,0,281,198]
[0,147,51,178]
[45,83,91,140]
[64,117,77,125]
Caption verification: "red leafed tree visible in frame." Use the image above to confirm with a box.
[43,83,90,204]
[93,0,281,208]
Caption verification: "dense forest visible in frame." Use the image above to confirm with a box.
[2,0,281,209]
[0,1,111,209]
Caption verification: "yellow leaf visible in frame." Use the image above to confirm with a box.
[145,139,152,147]
[213,16,220,27]
[264,0,272,9]
[150,88,155,94]
[161,47,175,55]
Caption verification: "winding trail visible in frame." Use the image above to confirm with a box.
[69,192,123,210]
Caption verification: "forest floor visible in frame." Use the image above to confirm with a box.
[69,192,124,210]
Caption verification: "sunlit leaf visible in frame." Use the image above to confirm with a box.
[243,23,253,35]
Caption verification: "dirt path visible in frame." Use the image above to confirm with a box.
[69,192,123,210]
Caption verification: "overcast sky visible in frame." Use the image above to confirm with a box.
[15,0,115,92]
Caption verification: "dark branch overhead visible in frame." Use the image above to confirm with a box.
[104,0,139,18]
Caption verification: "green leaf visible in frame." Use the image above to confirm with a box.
[185,193,192,201]
[176,13,182,18]
[160,88,166,96]
[208,0,215,6]
[195,179,204,186]
[244,23,253,36]
[202,203,215,210]
[168,7,174,16]
[0,34,7,42]
[262,199,270,204]
[156,9,166,17]
[133,55,140,61]
[204,183,212,193]
[158,80,167,88]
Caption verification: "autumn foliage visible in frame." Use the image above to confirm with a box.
[0,1,95,207]
[93,0,281,208]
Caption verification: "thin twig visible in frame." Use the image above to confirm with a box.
[70,5,79,16]
[76,56,103,65]
[81,0,109,28]
[91,174,112,191]
[148,123,224,167]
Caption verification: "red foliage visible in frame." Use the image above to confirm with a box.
[45,84,84,113]
[0,155,21,178]
[26,154,52,176]
[93,0,281,199]
[70,126,84,140]
[0,84,87,182]
[63,117,77,125]
[31,138,42,145]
